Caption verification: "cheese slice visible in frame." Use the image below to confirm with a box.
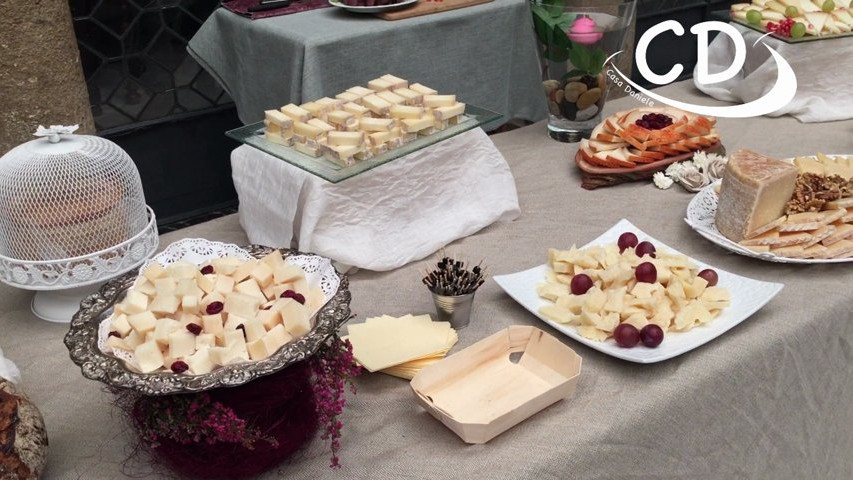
[715,149,798,242]
[822,223,853,245]
[393,88,423,105]
[433,102,465,121]
[380,74,408,89]
[423,95,456,108]
[820,239,853,258]
[347,315,456,372]
[361,94,392,115]
[744,215,787,239]
[367,78,394,91]
[409,83,438,96]
[335,91,360,103]
[280,103,311,122]
[376,90,406,105]
[264,110,293,129]
[802,225,835,247]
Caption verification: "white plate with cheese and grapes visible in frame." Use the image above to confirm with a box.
[494,219,783,364]
[329,0,417,13]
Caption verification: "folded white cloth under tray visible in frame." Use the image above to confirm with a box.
[231,128,521,271]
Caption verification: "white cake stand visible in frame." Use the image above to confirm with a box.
[0,207,159,323]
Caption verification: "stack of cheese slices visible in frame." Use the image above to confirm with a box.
[578,107,719,169]
[263,74,466,167]
[346,314,458,380]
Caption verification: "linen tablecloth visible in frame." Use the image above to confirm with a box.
[695,23,853,122]
[1,80,851,479]
[187,0,547,125]
[231,128,521,271]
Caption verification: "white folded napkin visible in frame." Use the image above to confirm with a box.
[0,346,21,384]
[695,23,853,123]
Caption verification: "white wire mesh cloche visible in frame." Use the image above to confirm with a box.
[0,125,159,291]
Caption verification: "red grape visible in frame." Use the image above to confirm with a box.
[640,324,664,348]
[635,262,657,283]
[635,241,656,258]
[617,232,639,253]
[697,268,718,287]
[613,323,640,348]
[570,274,594,295]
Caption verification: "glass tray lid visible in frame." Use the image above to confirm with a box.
[225,104,503,183]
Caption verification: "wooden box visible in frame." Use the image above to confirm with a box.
[410,326,582,444]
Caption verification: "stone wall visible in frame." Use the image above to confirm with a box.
[0,0,94,155]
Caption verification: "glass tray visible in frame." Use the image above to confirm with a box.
[225,105,503,183]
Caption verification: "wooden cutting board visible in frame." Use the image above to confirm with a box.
[376,0,493,21]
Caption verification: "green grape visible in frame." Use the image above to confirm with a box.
[746,9,762,25]
[822,0,835,12]
[785,6,798,17]
[791,22,806,38]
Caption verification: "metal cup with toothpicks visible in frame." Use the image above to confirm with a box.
[422,254,486,330]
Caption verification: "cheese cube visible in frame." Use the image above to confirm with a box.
[181,295,200,315]
[393,88,423,105]
[242,317,267,343]
[124,330,144,349]
[281,301,311,337]
[224,314,250,332]
[214,275,235,294]
[202,314,224,338]
[167,261,197,279]
[178,313,201,328]
[106,335,129,351]
[280,103,311,123]
[211,257,242,275]
[142,262,167,282]
[273,264,305,284]
[127,311,157,334]
[250,262,274,288]
[256,309,282,330]
[264,109,293,129]
[423,95,456,108]
[235,279,266,302]
[409,83,438,96]
[208,346,240,366]
[122,290,149,315]
[335,91,360,103]
[433,102,465,121]
[347,86,374,97]
[307,287,326,313]
[231,259,258,283]
[293,277,308,294]
[196,333,216,350]
[247,339,271,361]
[259,250,286,269]
[135,280,157,296]
[153,318,180,346]
[110,313,132,336]
[175,278,197,297]
[380,74,408,89]
[201,291,225,309]
[262,324,292,355]
[327,131,364,146]
[367,78,393,91]
[361,95,392,116]
[376,90,405,105]
[134,341,165,373]
[149,295,181,315]
[308,118,336,133]
[169,330,197,358]
[196,274,217,294]
[224,291,263,320]
[185,348,215,375]
[343,102,369,117]
[224,330,247,349]
[153,277,176,296]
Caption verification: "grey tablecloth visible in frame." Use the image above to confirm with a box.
[187,1,547,125]
[1,80,851,479]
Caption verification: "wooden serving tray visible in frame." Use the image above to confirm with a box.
[410,326,581,444]
[376,0,493,21]
[575,142,726,190]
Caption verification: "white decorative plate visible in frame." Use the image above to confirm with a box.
[328,0,417,13]
[685,181,853,264]
[493,219,784,364]
[97,238,341,371]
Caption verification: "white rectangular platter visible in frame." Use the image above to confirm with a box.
[493,219,784,363]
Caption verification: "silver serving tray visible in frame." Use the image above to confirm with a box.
[64,245,352,395]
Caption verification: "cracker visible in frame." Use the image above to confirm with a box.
[739,230,779,247]
[819,239,853,259]
[802,225,835,248]
[822,224,853,246]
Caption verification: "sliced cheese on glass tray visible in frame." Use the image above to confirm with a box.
[346,314,458,377]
